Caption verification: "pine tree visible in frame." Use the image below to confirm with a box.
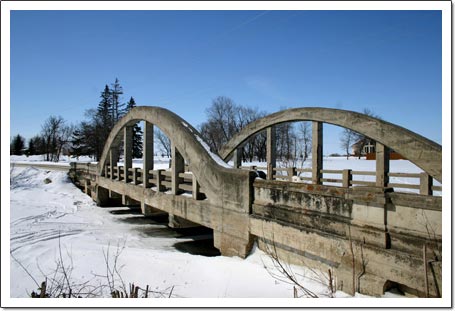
[110,78,125,123]
[11,134,25,155]
[97,84,114,144]
[98,85,113,128]
[70,127,86,159]
[27,135,45,155]
[126,97,143,158]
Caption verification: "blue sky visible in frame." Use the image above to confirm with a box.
[10,9,442,155]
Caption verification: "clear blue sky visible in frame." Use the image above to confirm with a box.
[10,10,442,155]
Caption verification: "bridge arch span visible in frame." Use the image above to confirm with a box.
[98,106,253,209]
[219,107,441,182]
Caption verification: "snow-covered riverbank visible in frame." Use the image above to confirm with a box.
[5,155,446,307]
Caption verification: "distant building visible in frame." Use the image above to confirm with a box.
[351,138,405,160]
[351,138,375,157]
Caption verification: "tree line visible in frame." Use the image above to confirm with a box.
[11,78,142,162]
[199,96,312,166]
[11,80,377,163]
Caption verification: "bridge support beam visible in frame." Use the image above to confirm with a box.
[376,143,390,187]
[171,143,184,195]
[214,230,253,258]
[95,185,110,207]
[267,126,276,180]
[124,126,133,183]
[168,214,200,229]
[312,121,323,184]
[143,121,154,188]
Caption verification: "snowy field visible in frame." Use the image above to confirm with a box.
[6,155,444,307]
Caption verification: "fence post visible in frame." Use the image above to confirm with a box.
[420,172,433,196]
[342,169,352,188]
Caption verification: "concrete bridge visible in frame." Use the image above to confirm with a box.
[69,106,442,297]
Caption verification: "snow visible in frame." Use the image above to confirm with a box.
[6,155,442,306]
[181,121,232,169]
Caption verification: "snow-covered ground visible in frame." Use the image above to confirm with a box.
[5,155,446,307]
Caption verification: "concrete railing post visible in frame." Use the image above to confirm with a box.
[143,121,154,188]
[117,166,122,181]
[109,147,119,180]
[156,169,165,192]
[192,174,202,200]
[287,167,296,181]
[132,167,139,185]
[342,169,352,188]
[420,172,433,196]
[124,126,133,183]
[312,121,323,185]
[267,126,276,180]
[376,142,390,188]
[171,143,184,195]
[233,147,243,169]
[105,165,110,178]
[84,179,89,194]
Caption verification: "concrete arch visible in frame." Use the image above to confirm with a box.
[219,107,442,182]
[98,106,253,209]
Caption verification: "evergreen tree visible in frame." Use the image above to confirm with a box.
[10,134,25,155]
[27,135,45,155]
[110,78,125,123]
[98,85,113,129]
[26,138,35,156]
[126,97,143,158]
[97,85,114,144]
[70,127,87,159]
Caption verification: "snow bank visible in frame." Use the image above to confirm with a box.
[12,166,376,300]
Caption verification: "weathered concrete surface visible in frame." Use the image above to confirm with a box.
[219,107,442,182]
[98,107,255,212]
[69,106,442,297]
[251,179,441,297]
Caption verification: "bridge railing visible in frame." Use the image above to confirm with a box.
[240,165,441,196]
[103,165,206,200]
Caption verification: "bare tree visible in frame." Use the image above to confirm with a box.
[297,121,312,162]
[41,116,73,162]
[199,96,238,152]
[339,109,382,159]
[200,97,268,162]
[340,128,356,159]
[155,128,171,158]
